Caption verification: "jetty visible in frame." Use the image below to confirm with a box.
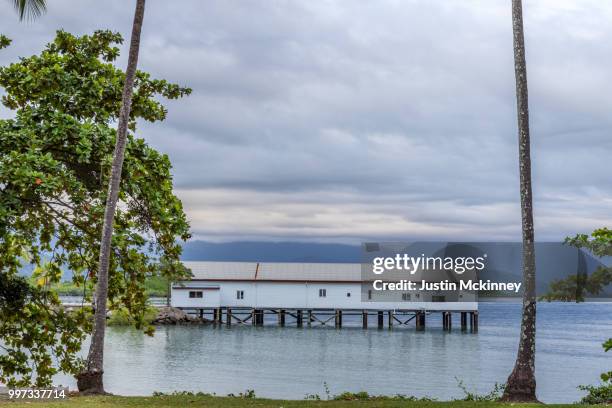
[171,261,479,331]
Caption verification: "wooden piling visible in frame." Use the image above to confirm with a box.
[416,311,425,331]
[442,312,452,331]
[199,309,204,319]
[469,312,478,332]
[296,310,303,327]
[278,309,286,326]
[254,309,264,325]
[212,305,474,332]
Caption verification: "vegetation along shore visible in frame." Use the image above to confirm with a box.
[0,393,595,408]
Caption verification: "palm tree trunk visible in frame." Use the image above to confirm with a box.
[77,0,146,395]
[501,0,538,402]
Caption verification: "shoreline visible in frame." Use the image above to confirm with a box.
[0,392,588,407]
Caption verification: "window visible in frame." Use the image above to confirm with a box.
[318,288,327,298]
[189,291,203,299]
[236,290,244,300]
[346,292,351,297]
[402,293,410,301]
[368,290,372,300]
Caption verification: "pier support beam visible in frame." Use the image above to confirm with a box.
[388,311,393,328]
[307,310,313,326]
[442,312,452,331]
[470,312,478,332]
[278,309,286,326]
[226,308,232,326]
[257,309,262,325]
[362,310,368,329]
[377,311,384,329]
[254,309,264,326]
[461,312,467,331]
[416,311,426,331]
[296,310,303,327]
[216,308,223,323]
[335,310,343,328]
[199,309,204,319]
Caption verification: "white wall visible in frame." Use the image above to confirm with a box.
[171,288,221,308]
[171,281,477,311]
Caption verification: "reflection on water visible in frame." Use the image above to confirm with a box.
[55,302,612,403]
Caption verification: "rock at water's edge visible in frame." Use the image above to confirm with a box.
[152,307,211,325]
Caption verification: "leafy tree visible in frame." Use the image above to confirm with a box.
[541,228,612,302]
[0,30,191,387]
[0,270,89,387]
[501,0,538,402]
[566,227,612,257]
[541,267,611,302]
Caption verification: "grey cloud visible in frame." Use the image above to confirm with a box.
[1,0,611,242]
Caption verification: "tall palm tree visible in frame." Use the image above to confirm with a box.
[10,0,46,20]
[501,0,538,402]
[76,0,146,394]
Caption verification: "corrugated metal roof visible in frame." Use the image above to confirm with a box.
[182,261,362,282]
[181,261,469,282]
[183,261,258,280]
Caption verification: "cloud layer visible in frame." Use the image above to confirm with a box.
[1,0,611,242]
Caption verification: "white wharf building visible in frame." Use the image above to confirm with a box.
[170,261,479,330]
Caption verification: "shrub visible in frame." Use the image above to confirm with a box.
[578,338,612,405]
[455,378,505,401]
[578,383,612,405]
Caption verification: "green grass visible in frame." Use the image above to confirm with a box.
[106,306,159,326]
[0,394,587,408]
[37,276,170,298]
[142,276,171,297]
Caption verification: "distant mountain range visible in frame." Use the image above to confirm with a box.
[181,241,361,263]
[18,240,611,297]
[181,241,611,297]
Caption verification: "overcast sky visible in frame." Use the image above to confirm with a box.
[1,0,611,243]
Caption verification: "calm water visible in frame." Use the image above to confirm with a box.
[56,302,611,403]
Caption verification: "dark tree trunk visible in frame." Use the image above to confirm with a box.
[77,0,146,395]
[501,0,538,403]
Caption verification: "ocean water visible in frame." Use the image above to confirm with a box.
[56,302,611,403]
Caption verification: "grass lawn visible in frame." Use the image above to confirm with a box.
[0,395,587,408]
[35,276,170,298]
